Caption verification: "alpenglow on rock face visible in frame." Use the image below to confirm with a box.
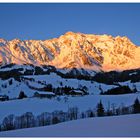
[0,32,140,71]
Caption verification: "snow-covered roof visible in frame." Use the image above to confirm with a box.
[70,89,84,93]
[0,96,7,99]
[35,91,55,95]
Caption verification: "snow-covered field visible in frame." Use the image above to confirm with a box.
[0,94,140,123]
[0,114,140,137]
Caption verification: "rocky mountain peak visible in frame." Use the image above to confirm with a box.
[0,32,140,71]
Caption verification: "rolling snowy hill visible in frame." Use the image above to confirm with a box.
[0,114,140,137]
[0,63,140,99]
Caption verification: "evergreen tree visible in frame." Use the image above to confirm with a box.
[9,79,13,85]
[60,82,63,86]
[97,100,105,117]
[133,98,140,113]
[18,91,27,99]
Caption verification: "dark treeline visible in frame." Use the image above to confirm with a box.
[101,85,137,95]
[93,69,140,84]
[0,98,140,132]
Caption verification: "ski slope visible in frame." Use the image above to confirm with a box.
[0,114,140,137]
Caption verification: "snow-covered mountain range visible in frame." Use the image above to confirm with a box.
[0,31,140,71]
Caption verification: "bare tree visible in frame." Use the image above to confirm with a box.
[68,107,79,120]
[2,114,15,131]
[37,112,51,126]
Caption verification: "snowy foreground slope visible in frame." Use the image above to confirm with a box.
[0,114,140,137]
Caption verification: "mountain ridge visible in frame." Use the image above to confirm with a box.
[0,31,140,72]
